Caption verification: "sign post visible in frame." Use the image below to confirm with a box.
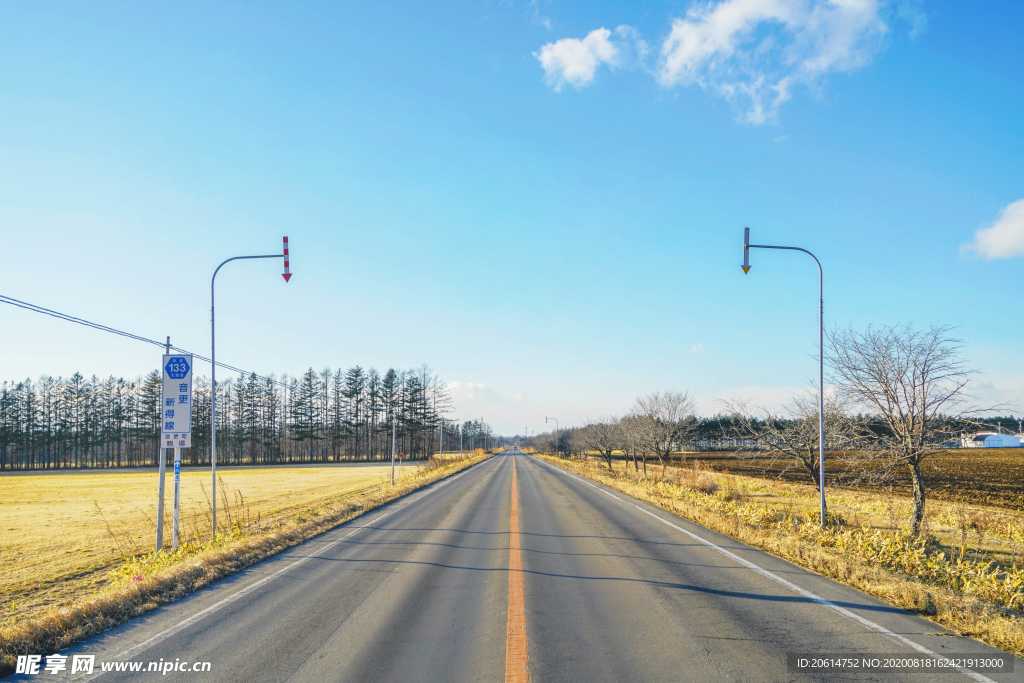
[161,353,192,550]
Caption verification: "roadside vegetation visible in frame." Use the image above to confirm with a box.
[530,321,1024,654]
[537,453,1024,657]
[0,452,492,675]
[530,322,1016,529]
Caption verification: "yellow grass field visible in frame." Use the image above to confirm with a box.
[0,463,423,618]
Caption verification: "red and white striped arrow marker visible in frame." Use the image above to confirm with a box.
[282,236,292,282]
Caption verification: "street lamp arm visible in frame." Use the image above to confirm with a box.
[747,244,822,277]
[212,254,283,285]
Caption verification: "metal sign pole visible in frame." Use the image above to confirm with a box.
[161,349,193,546]
[156,337,169,552]
[172,447,181,549]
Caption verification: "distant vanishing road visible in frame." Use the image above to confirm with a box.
[21,449,1024,683]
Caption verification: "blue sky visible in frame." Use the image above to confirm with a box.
[1,0,1022,435]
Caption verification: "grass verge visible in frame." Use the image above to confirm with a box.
[0,453,492,675]
[1,463,422,623]
[537,454,1024,658]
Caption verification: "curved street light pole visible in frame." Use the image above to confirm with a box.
[211,246,289,538]
[545,416,559,457]
[743,227,826,527]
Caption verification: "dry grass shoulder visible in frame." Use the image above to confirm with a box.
[540,454,1024,658]
[0,454,490,674]
[685,447,1024,511]
[590,456,1024,567]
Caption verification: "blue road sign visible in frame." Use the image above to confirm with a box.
[165,357,191,379]
[162,354,193,447]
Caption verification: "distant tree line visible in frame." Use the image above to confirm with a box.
[525,322,1008,536]
[0,364,489,470]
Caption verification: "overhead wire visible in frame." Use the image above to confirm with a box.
[0,294,289,387]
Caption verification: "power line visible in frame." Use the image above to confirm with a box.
[0,294,288,387]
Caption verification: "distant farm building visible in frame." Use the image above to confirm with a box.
[963,432,1022,448]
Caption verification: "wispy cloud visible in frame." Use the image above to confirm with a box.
[536,0,917,123]
[690,343,706,354]
[962,199,1024,260]
[529,0,552,30]
[534,26,646,91]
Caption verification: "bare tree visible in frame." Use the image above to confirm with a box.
[619,414,647,475]
[827,323,991,535]
[722,389,861,515]
[577,416,625,470]
[629,391,698,476]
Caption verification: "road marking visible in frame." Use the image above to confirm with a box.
[505,455,531,683]
[533,458,998,683]
[79,462,490,682]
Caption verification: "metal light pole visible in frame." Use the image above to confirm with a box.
[210,237,291,538]
[743,227,826,527]
[546,416,558,457]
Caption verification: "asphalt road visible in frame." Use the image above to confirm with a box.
[18,449,1024,683]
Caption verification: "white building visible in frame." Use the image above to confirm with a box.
[962,432,1023,448]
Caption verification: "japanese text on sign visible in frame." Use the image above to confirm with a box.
[161,354,193,448]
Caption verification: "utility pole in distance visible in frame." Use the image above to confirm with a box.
[546,416,558,457]
[391,411,397,486]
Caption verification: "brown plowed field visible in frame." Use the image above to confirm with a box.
[678,448,1024,511]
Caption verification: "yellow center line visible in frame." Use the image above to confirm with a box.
[505,456,530,683]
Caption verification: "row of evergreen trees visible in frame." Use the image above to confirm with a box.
[0,364,493,470]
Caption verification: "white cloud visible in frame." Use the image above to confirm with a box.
[658,0,888,123]
[962,199,1024,260]
[448,381,490,401]
[690,343,706,353]
[536,1,915,122]
[968,377,1022,414]
[534,26,646,91]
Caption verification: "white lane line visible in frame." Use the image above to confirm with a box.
[82,460,498,681]
[530,458,999,683]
